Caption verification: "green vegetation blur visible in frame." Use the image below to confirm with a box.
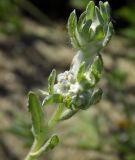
[0,0,22,34]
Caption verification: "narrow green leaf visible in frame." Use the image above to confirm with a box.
[104,2,110,20]
[89,72,96,87]
[48,69,56,94]
[68,10,79,48]
[28,92,45,139]
[93,55,103,72]
[30,135,59,158]
[91,55,103,81]
[89,28,95,40]
[89,88,103,105]
[49,135,59,149]
[99,1,107,21]
[77,61,85,80]
[95,6,104,25]
[86,1,95,20]
[81,20,92,41]
[68,10,77,37]
[42,94,63,106]
[103,22,114,47]
[78,11,86,32]
[95,25,104,40]
[59,109,78,120]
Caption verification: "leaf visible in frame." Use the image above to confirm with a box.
[80,19,92,41]
[30,135,59,158]
[28,92,45,139]
[103,22,114,47]
[95,25,104,40]
[42,135,59,151]
[86,1,95,20]
[78,11,86,32]
[42,94,63,106]
[99,1,107,21]
[68,9,76,28]
[95,6,104,25]
[68,10,79,48]
[48,69,56,94]
[104,2,110,20]
[89,88,103,105]
[91,54,103,80]
[77,61,85,80]
[59,109,78,120]
[89,28,95,40]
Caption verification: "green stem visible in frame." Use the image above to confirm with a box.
[25,139,40,160]
[25,155,35,160]
[48,104,64,128]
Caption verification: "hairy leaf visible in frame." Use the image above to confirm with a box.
[42,94,63,106]
[103,22,114,47]
[95,6,104,25]
[77,61,85,80]
[59,109,78,120]
[30,135,59,158]
[48,69,56,94]
[86,1,95,20]
[78,11,86,32]
[68,10,79,48]
[28,92,45,140]
[89,88,103,105]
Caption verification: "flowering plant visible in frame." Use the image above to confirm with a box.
[25,1,113,160]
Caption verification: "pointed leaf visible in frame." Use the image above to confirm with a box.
[99,1,107,21]
[42,94,63,106]
[78,11,86,32]
[68,10,77,37]
[89,88,103,105]
[59,109,78,120]
[28,92,45,139]
[86,1,95,20]
[91,54,103,81]
[89,28,95,40]
[104,2,110,20]
[95,6,104,25]
[103,22,114,47]
[95,25,104,40]
[48,69,56,94]
[81,20,92,41]
[68,10,79,48]
[77,61,85,80]
[30,135,59,158]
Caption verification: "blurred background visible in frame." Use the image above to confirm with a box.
[0,0,135,160]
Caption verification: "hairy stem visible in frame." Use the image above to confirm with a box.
[24,140,38,160]
[25,155,35,160]
[48,104,64,128]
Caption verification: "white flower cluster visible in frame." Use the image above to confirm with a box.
[52,55,102,110]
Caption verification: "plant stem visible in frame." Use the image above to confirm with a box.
[24,140,38,160]
[48,104,64,128]
[25,155,35,160]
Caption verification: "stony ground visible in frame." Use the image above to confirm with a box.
[0,18,135,160]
